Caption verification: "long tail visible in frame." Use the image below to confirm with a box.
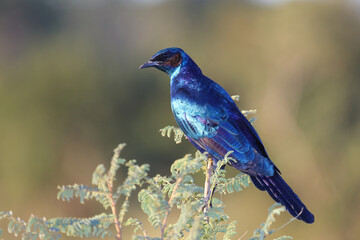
[251,172,314,224]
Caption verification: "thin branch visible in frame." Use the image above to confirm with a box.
[260,206,302,239]
[106,143,127,240]
[204,158,214,201]
[203,157,214,222]
[238,230,248,240]
[118,195,130,229]
[273,207,303,233]
[107,178,122,240]
[139,225,148,239]
[160,175,184,240]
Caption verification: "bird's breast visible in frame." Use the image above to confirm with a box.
[171,96,218,139]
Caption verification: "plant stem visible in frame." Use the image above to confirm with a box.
[107,179,122,240]
[160,175,184,240]
[203,157,214,221]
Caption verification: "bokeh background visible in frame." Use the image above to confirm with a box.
[1,0,360,239]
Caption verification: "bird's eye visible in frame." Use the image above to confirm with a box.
[152,52,182,68]
[163,53,182,67]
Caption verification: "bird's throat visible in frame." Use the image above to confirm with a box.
[170,66,181,79]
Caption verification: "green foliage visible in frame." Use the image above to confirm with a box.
[160,126,185,144]
[232,95,257,123]
[273,236,293,240]
[0,211,61,240]
[1,143,149,240]
[136,152,206,239]
[1,123,296,239]
[249,203,294,240]
[223,220,237,240]
[231,95,241,102]
[46,214,113,238]
[216,172,251,194]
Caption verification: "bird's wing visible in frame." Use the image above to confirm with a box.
[212,82,270,158]
[232,109,269,158]
[172,87,274,176]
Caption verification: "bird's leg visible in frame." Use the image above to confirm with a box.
[209,164,226,208]
[208,182,217,208]
[203,157,214,216]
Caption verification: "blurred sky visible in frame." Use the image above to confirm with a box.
[0,0,360,239]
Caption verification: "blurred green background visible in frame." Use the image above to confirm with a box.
[0,0,359,239]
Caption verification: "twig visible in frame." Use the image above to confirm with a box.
[160,175,184,239]
[238,230,248,240]
[118,196,130,229]
[107,178,122,240]
[260,206,303,239]
[106,144,126,240]
[143,229,148,239]
[138,224,148,239]
[203,157,214,221]
[273,207,304,233]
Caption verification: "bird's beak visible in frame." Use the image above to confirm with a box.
[139,60,160,69]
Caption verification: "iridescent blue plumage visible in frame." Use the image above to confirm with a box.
[140,47,314,224]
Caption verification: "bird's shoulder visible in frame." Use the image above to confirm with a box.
[171,74,232,108]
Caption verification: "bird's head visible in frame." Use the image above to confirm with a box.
[139,47,185,76]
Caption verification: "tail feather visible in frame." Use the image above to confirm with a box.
[251,172,314,224]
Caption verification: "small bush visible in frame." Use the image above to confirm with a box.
[0,107,296,239]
